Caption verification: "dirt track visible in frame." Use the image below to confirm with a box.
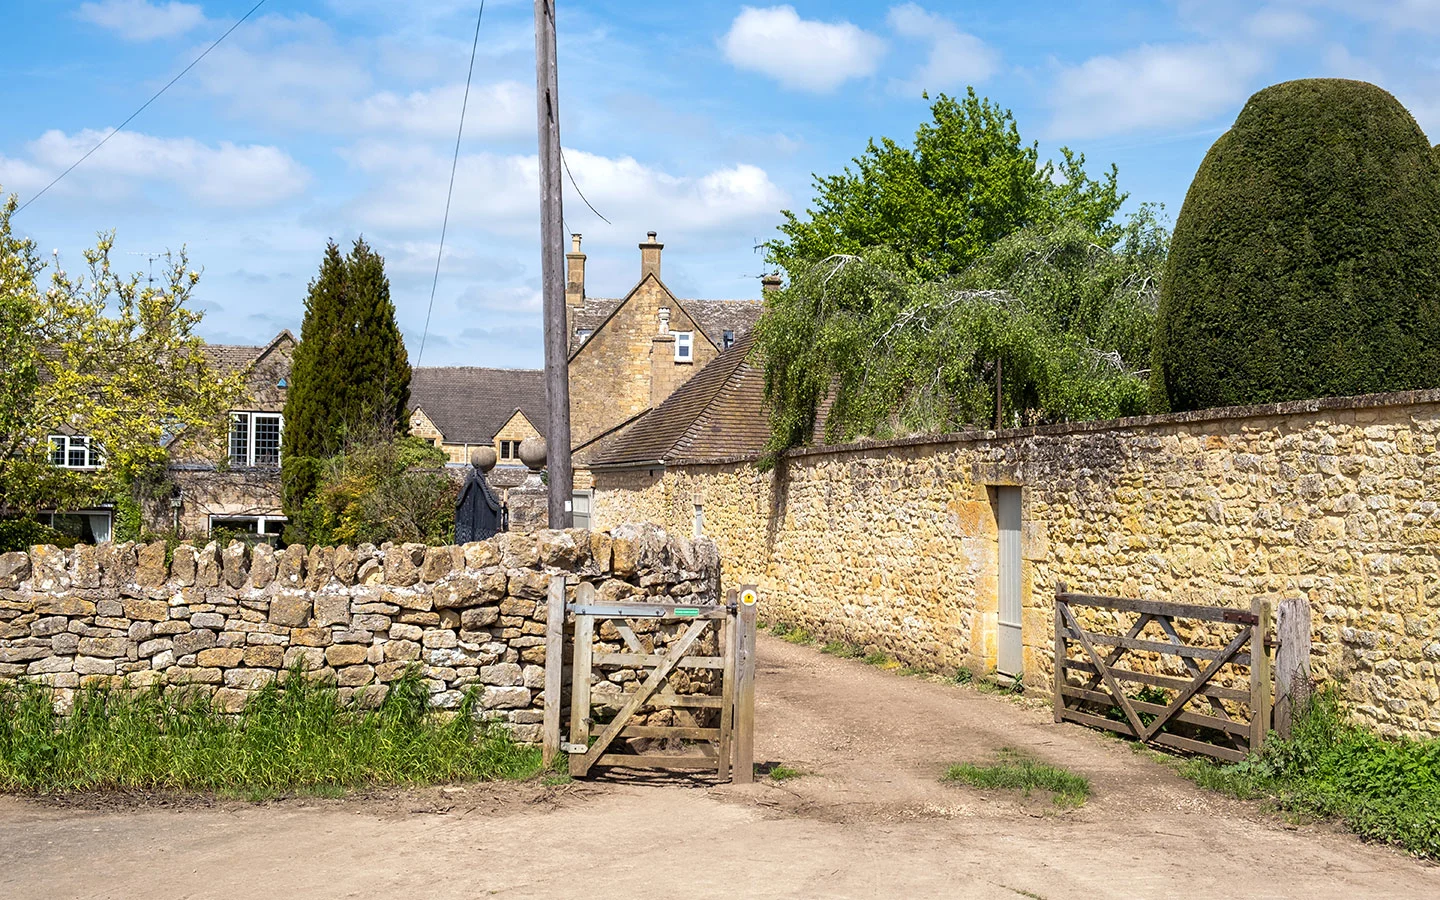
[2,634,1436,899]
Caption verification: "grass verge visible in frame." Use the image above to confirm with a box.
[1178,690,1440,859]
[944,748,1090,808]
[0,667,542,795]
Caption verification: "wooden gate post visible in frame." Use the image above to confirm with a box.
[733,585,759,784]
[1053,581,1068,724]
[1274,597,1312,739]
[541,576,566,767]
[1248,598,1273,754]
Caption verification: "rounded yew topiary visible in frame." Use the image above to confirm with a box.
[1150,79,1440,412]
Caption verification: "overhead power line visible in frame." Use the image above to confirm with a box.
[417,1,487,368]
[17,0,271,215]
[561,147,610,225]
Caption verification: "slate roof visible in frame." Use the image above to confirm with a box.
[409,367,547,445]
[589,330,769,467]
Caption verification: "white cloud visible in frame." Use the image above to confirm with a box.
[4,129,309,208]
[342,142,786,240]
[1048,43,1266,139]
[721,5,885,92]
[887,3,998,94]
[355,81,532,139]
[75,0,205,41]
[1246,6,1319,41]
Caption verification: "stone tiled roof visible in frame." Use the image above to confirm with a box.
[589,330,769,467]
[409,367,547,445]
[568,295,763,355]
[202,330,296,375]
[677,298,763,350]
[569,298,624,353]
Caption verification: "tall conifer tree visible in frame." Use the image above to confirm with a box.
[282,238,411,517]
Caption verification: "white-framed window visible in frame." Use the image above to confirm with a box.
[674,331,694,362]
[36,509,112,543]
[229,412,282,467]
[722,329,735,349]
[209,515,286,545]
[693,503,704,538]
[49,435,102,469]
[576,328,593,345]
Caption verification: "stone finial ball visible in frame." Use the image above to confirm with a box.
[518,436,547,471]
[470,446,497,472]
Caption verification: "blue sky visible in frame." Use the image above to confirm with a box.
[4,1,1439,367]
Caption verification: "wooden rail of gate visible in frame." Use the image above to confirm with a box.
[1053,582,1309,763]
[541,579,757,782]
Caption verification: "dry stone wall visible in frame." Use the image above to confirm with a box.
[591,390,1440,740]
[0,525,719,743]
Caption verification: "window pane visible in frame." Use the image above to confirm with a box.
[50,436,66,466]
[68,437,88,468]
[229,414,249,466]
[253,416,281,466]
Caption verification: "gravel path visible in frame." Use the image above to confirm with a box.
[2,633,1435,899]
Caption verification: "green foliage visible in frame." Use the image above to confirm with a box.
[1152,79,1440,412]
[767,89,1124,281]
[0,519,77,554]
[756,248,1153,458]
[766,763,803,781]
[287,434,455,547]
[0,667,540,794]
[944,748,1091,808]
[1181,690,1440,859]
[0,190,241,516]
[283,239,412,517]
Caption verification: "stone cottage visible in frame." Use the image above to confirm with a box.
[563,231,769,519]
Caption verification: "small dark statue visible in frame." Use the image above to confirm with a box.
[454,448,503,543]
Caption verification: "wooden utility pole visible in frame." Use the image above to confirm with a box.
[534,0,573,528]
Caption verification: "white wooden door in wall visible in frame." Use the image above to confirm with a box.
[996,487,1023,678]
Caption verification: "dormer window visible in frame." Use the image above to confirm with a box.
[576,328,593,345]
[722,329,735,349]
[674,331,693,362]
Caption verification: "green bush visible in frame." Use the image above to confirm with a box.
[1182,690,1440,859]
[0,519,77,554]
[287,435,455,547]
[1152,79,1440,412]
[0,667,540,794]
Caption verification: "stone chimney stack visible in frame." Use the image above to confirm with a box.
[639,231,663,281]
[761,272,783,295]
[566,234,586,308]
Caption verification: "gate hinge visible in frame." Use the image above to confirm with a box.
[562,742,588,754]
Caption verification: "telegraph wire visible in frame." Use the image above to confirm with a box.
[17,0,271,215]
[417,1,486,368]
[561,147,610,225]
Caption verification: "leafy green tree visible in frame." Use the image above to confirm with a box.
[756,249,1152,460]
[282,239,411,516]
[766,89,1125,280]
[1152,79,1440,412]
[0,191,241,521]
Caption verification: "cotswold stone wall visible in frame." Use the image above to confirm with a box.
[592,390,1440,739]
[0,526,719,743]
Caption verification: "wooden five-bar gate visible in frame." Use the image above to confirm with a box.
[541,579,758,782]
[1054,582,1311,762]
